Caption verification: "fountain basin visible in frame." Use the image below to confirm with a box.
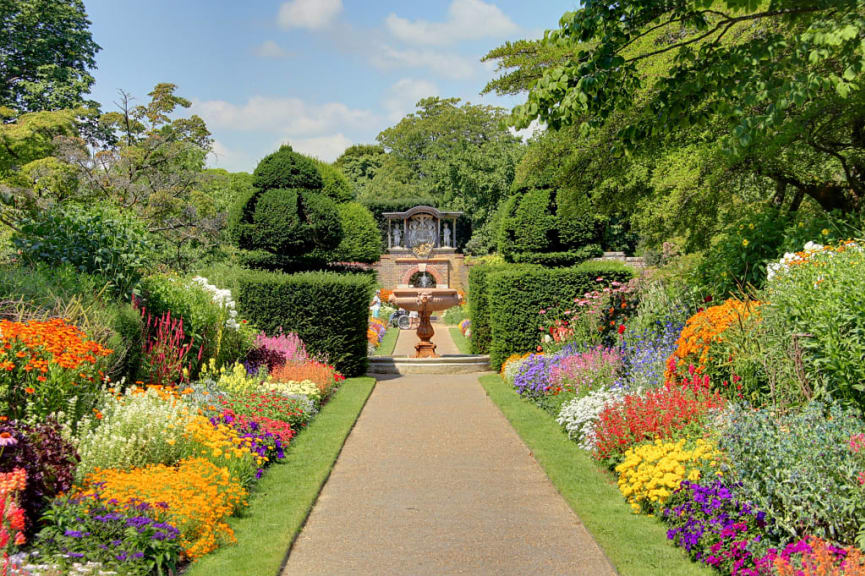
[389,288,462,358]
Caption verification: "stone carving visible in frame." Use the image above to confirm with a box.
[407,214,436,248]
[392,226,401,247]
[443,223,451,247]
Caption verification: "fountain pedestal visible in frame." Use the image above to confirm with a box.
[389,288,462,358]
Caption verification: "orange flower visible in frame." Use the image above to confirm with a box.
[23,387,34,395]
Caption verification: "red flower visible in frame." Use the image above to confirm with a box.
[617,325,626,335]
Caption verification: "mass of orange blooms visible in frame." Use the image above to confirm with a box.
[0,319,112,372]
[769,537,865,576]
[666,299,761,381]
[272,360,342,396]
[81,458,247,559]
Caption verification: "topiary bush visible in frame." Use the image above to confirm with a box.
[251,145,322,191]
[314,160,354,203]
[511,245,602,267]
[329,202,381,264]
[484,261,634,368]
[12,205,153,297]
[467,263,508,354]
[556,189,599,247]
[229,146,343,271]
[236,270,373,376]
[498,188,557,260]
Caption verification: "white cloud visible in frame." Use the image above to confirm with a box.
[509,119,545,141]
[254,40,290,59]
[370,45,475,79]
[192,96,376,137]
[208,140,256,172]
[287,133,352,162]
[386,0,518,46]
[278,0,342,30]
[383,78,439,122]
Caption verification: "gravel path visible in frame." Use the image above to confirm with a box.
[281,373,616,576]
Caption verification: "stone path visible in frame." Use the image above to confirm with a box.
[392,320,460,357]
[282,372,616,575]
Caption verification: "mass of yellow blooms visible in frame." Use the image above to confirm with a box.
[615,438,717,514]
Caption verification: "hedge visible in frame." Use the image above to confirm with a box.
[483,261,634,369]
[467,263,510,354]
[511,245,603,267]
[236,270,374,376]
[329,202,381,264]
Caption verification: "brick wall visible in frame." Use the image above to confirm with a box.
[373,253,468,291]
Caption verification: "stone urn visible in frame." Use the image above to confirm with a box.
[389,288,462,358]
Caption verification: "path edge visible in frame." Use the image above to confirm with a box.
[275,377,377,576]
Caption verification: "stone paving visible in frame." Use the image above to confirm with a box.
[391,320,460,357]
[282,366,617,575]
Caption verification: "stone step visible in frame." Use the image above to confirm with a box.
[367,354,491,375]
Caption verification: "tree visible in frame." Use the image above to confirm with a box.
[334,144,386,198]
[0,0,100,112]
[513,1,865,214]
[374,97,524,246]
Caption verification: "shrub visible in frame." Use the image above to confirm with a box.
[81,457,247,560]
[236,270,372,376]
[12,205,152,296]
[467,264,507,354]
[314,159,354,203]
[329,202,381,264]
[251,145,322,191]
[511,245,602,267]
[0,421,78,532]
[35,494,183,575]
[442,305,468,325]
[556,189,600,248]
[483,261,633,368]
[762,241,865,406]
[664,479,770,574]
[615,438,717,514]
[498,188,557,260]
[716,401,865,544]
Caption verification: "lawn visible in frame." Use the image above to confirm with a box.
[374,326,399,356]
[449,326,471,354]
[185,377,376,576]
[480,374,712,576]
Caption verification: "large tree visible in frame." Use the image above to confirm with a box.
[512,0,865,214]
[0,0,100,112]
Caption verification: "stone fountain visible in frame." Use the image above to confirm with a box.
[389,287,462,358]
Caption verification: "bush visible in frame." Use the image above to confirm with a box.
[329,202,381,264]
[483,261,633,368]
[236,270,373,376]
[498,188,557,260]
[139,274,254,372]
[12,205,153,296]
[442,305,468,325]
[314,159,354,203]
[252,145,322,191]
[717,401,865,544]
[556,189,600,247]
[511,245,602,267]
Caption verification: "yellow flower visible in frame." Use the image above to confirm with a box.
[748,223,755,230]
[821,228,829,236]
[742,238,749,247]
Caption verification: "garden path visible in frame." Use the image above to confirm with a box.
[281,372,616,575]
[391,320,460,357]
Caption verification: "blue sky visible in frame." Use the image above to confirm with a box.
[84,0,577,172]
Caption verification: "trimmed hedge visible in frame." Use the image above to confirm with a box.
[252,145,322,191]
[330,202,381,264]
[468,263,509,354]
[314,160,354,203]
[236,270,374,377]
[511,245,603,267]
[481,261,634,369]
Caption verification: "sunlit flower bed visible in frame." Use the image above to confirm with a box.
[0,308,343,574]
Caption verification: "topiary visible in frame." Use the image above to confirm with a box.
[252,145,322,191]
[230,146,343,271]
[497,188,557,261]
[329,202,381,263]
[556,189,600,248]
[315,160,354,203]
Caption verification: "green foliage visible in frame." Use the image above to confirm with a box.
[232,146,344,271]
[441,305,468,326]
[329,202,381,264]
[12,204,153,296]
[252,145,322,192]
[556,189,599,247]
[500,188,556,258]
[511,245,602,267]
[718,401,865,543]
[334,144,386,198]
[314,160,354,203]
[467,264,507,354]
[0,0,100,112]
[484,262,633,368]
[0,264,143,381]
[139,274,254,373]
[236,270,373,376]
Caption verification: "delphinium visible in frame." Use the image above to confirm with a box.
[664,478,771,576]
[617,322,681,390]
